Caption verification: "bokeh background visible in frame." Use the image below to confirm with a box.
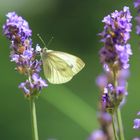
[0,0,139,140]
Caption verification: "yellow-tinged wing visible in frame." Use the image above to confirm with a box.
[41,50,85,84]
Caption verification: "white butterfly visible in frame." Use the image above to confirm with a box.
[41,48,85,84]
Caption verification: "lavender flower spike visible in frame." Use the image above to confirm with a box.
[98,6,132,113]
[99,6,132,71]
[3,12,47,97]
[134,0,140,35]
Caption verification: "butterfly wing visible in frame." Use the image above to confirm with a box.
[41,50,85,84]
[41,50,73,84]
[48,51,85,74]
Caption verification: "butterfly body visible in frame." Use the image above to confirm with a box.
[41,48,85,84]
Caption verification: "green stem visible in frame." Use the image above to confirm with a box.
[116,108,125,140]
[30,98,39,140]
[112,114,119,140]
[112,70,125,140]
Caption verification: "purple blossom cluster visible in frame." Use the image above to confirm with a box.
[133,112,140,139]
[98,7,132,113]
[134,0,140,8]
[102,83,127,113]
[93,75,113,139]
[88,130,107,140]
[92,70,129,140]
[97,70,129,115]
[133,138,140,140]
[133,1,140,138]
[92,7,132,140]
[3,12,32,44]
[3,12,47,97]
[133,112,140,130]
[134,0,140,35]
[99,6,132,71]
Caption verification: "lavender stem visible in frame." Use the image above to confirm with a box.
[116,108,125,140]
[112,114,119,140]
[30,98,39,140]
[113,70,125,140]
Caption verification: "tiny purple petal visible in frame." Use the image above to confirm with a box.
[96,74,108,88]
[88,130,107,140]
[133,138,140,140]
[137,112,140,116]
[116,86,126,96]
[133,119,140,129]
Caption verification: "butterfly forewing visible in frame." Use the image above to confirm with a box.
[42,51,74,84]
[47,51,85,74]
[41,49,85,84]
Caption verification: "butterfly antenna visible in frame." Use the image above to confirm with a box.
[37,34,54,49]
[37,34,47,48]
[46,36,54,48]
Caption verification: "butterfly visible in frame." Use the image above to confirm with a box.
[41,48,85,84]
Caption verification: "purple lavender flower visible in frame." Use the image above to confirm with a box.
[96,74,108,89]
[133,111,140,130]
[133,119,140,129]
[3,12,47,97]
[133,112,140,140]
[99,6,132,71]
[134,0,140,8]
[133,138,140,140]
[3,12,32,43]
[101,83,126,113]
[102,84,114,113]
[32,73,47,89]
[98,6,132,114]
[134,0,140,35]
[19,74,47,96]
[97,7,132,140]
[116,86,126,96]
[118,69,130,87]
[98,112,112,125]
[88,130,107,140]
[137,112,140,116]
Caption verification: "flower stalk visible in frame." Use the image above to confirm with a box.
[116,108,124,140]
[112,114,119,140]
[30,98,39,140]
[113,70,125,140]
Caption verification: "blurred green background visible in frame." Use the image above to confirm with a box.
[0,0,140,139]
